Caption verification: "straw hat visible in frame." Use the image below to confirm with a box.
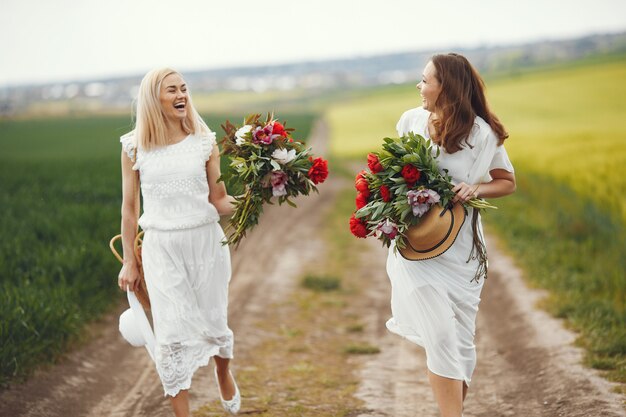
[119,290,156,361]
[398,203,467,261]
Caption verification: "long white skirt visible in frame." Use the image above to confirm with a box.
[386,209,485,386]
[142,222,234,397]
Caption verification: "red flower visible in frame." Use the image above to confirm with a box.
[367,153,383,174]
[308,157,329,184]
[401,164,421,185]
[354,173,370,198]
[272,122,287,137]
[380,185,391,202]
[349,213,369,238]
[355,192,368,209]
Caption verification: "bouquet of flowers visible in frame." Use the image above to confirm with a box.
[349,132,495,249]
[220,114,329,247]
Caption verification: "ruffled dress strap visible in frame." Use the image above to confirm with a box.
[120,131,137,161]
[200,128,217,162]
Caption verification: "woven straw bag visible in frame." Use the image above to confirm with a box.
[110,231,151,310]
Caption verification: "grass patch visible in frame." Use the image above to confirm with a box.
[301,275,341,292]
[343,344,381,355]
[346,324,364,333]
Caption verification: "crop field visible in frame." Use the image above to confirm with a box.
[326,57,626,384]
[0,112,316,386]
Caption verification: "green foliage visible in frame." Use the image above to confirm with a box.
[0,113,317,387]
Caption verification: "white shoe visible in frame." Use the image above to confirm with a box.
[214,367,241,414]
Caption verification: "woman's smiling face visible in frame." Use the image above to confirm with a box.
[416,61,441,112]
[159,73,188,123]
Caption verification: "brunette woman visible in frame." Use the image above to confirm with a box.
[386,53,516,417]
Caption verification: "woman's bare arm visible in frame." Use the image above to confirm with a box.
[206,144,235,216]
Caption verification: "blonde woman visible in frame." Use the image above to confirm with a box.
[118,68,240,416]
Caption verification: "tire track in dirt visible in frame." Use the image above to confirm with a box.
[351,235,625,417]
[0,119,334,417]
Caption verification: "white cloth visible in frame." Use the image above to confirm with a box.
[386,107,514,385]
[120,130,233,397]
[120,131,220,231]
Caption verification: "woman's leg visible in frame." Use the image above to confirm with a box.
[214,356,236,400]
[168,390,190,417]
[428,370,463,417]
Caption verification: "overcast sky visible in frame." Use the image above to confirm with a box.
[1,0,625,86]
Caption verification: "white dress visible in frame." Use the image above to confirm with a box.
[120,130,234,397]
[385,107,514,385]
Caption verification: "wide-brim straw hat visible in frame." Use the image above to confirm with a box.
[398,203,467,261]
[119,290,156,361]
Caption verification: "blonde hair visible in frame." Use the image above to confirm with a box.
[133,67,208,150]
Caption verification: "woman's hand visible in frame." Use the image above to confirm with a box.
[452,170,516,204]
[452,182,479,204]
[118,261,141,292]
[206,144,236,216]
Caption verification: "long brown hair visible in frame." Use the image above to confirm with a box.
[430,53,508,153]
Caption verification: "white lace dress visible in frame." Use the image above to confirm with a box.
[120,130,234,397]
[385,107,514,386]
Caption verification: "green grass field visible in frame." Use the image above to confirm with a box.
[0,116,128,386]
[326,57,626,386]
[0,112,316,386]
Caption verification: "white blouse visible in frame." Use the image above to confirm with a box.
[396,107,514,185]
[120,130,220,231]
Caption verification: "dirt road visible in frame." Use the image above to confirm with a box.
[352,238,626,417]
[1,120,624,416]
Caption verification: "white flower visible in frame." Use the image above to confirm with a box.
[272,183,287,197]
[271,148,297,164]
[235,125,252,146]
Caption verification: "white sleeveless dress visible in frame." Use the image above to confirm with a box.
[120,130,234,397]
[385,107,514,385]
